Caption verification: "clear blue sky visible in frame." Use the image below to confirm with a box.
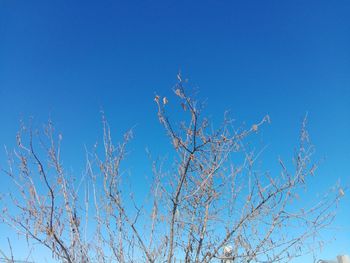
[0,0,349,262]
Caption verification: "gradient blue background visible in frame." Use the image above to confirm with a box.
[0,0,349,262]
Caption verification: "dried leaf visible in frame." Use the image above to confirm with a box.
[173,137,180,149]
[154,95,160,103]
[175,89,182,97]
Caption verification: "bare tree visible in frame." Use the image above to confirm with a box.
[0,77,344,262]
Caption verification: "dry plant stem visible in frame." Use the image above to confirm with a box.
[28,130,73,263]
[0,79,342,263]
